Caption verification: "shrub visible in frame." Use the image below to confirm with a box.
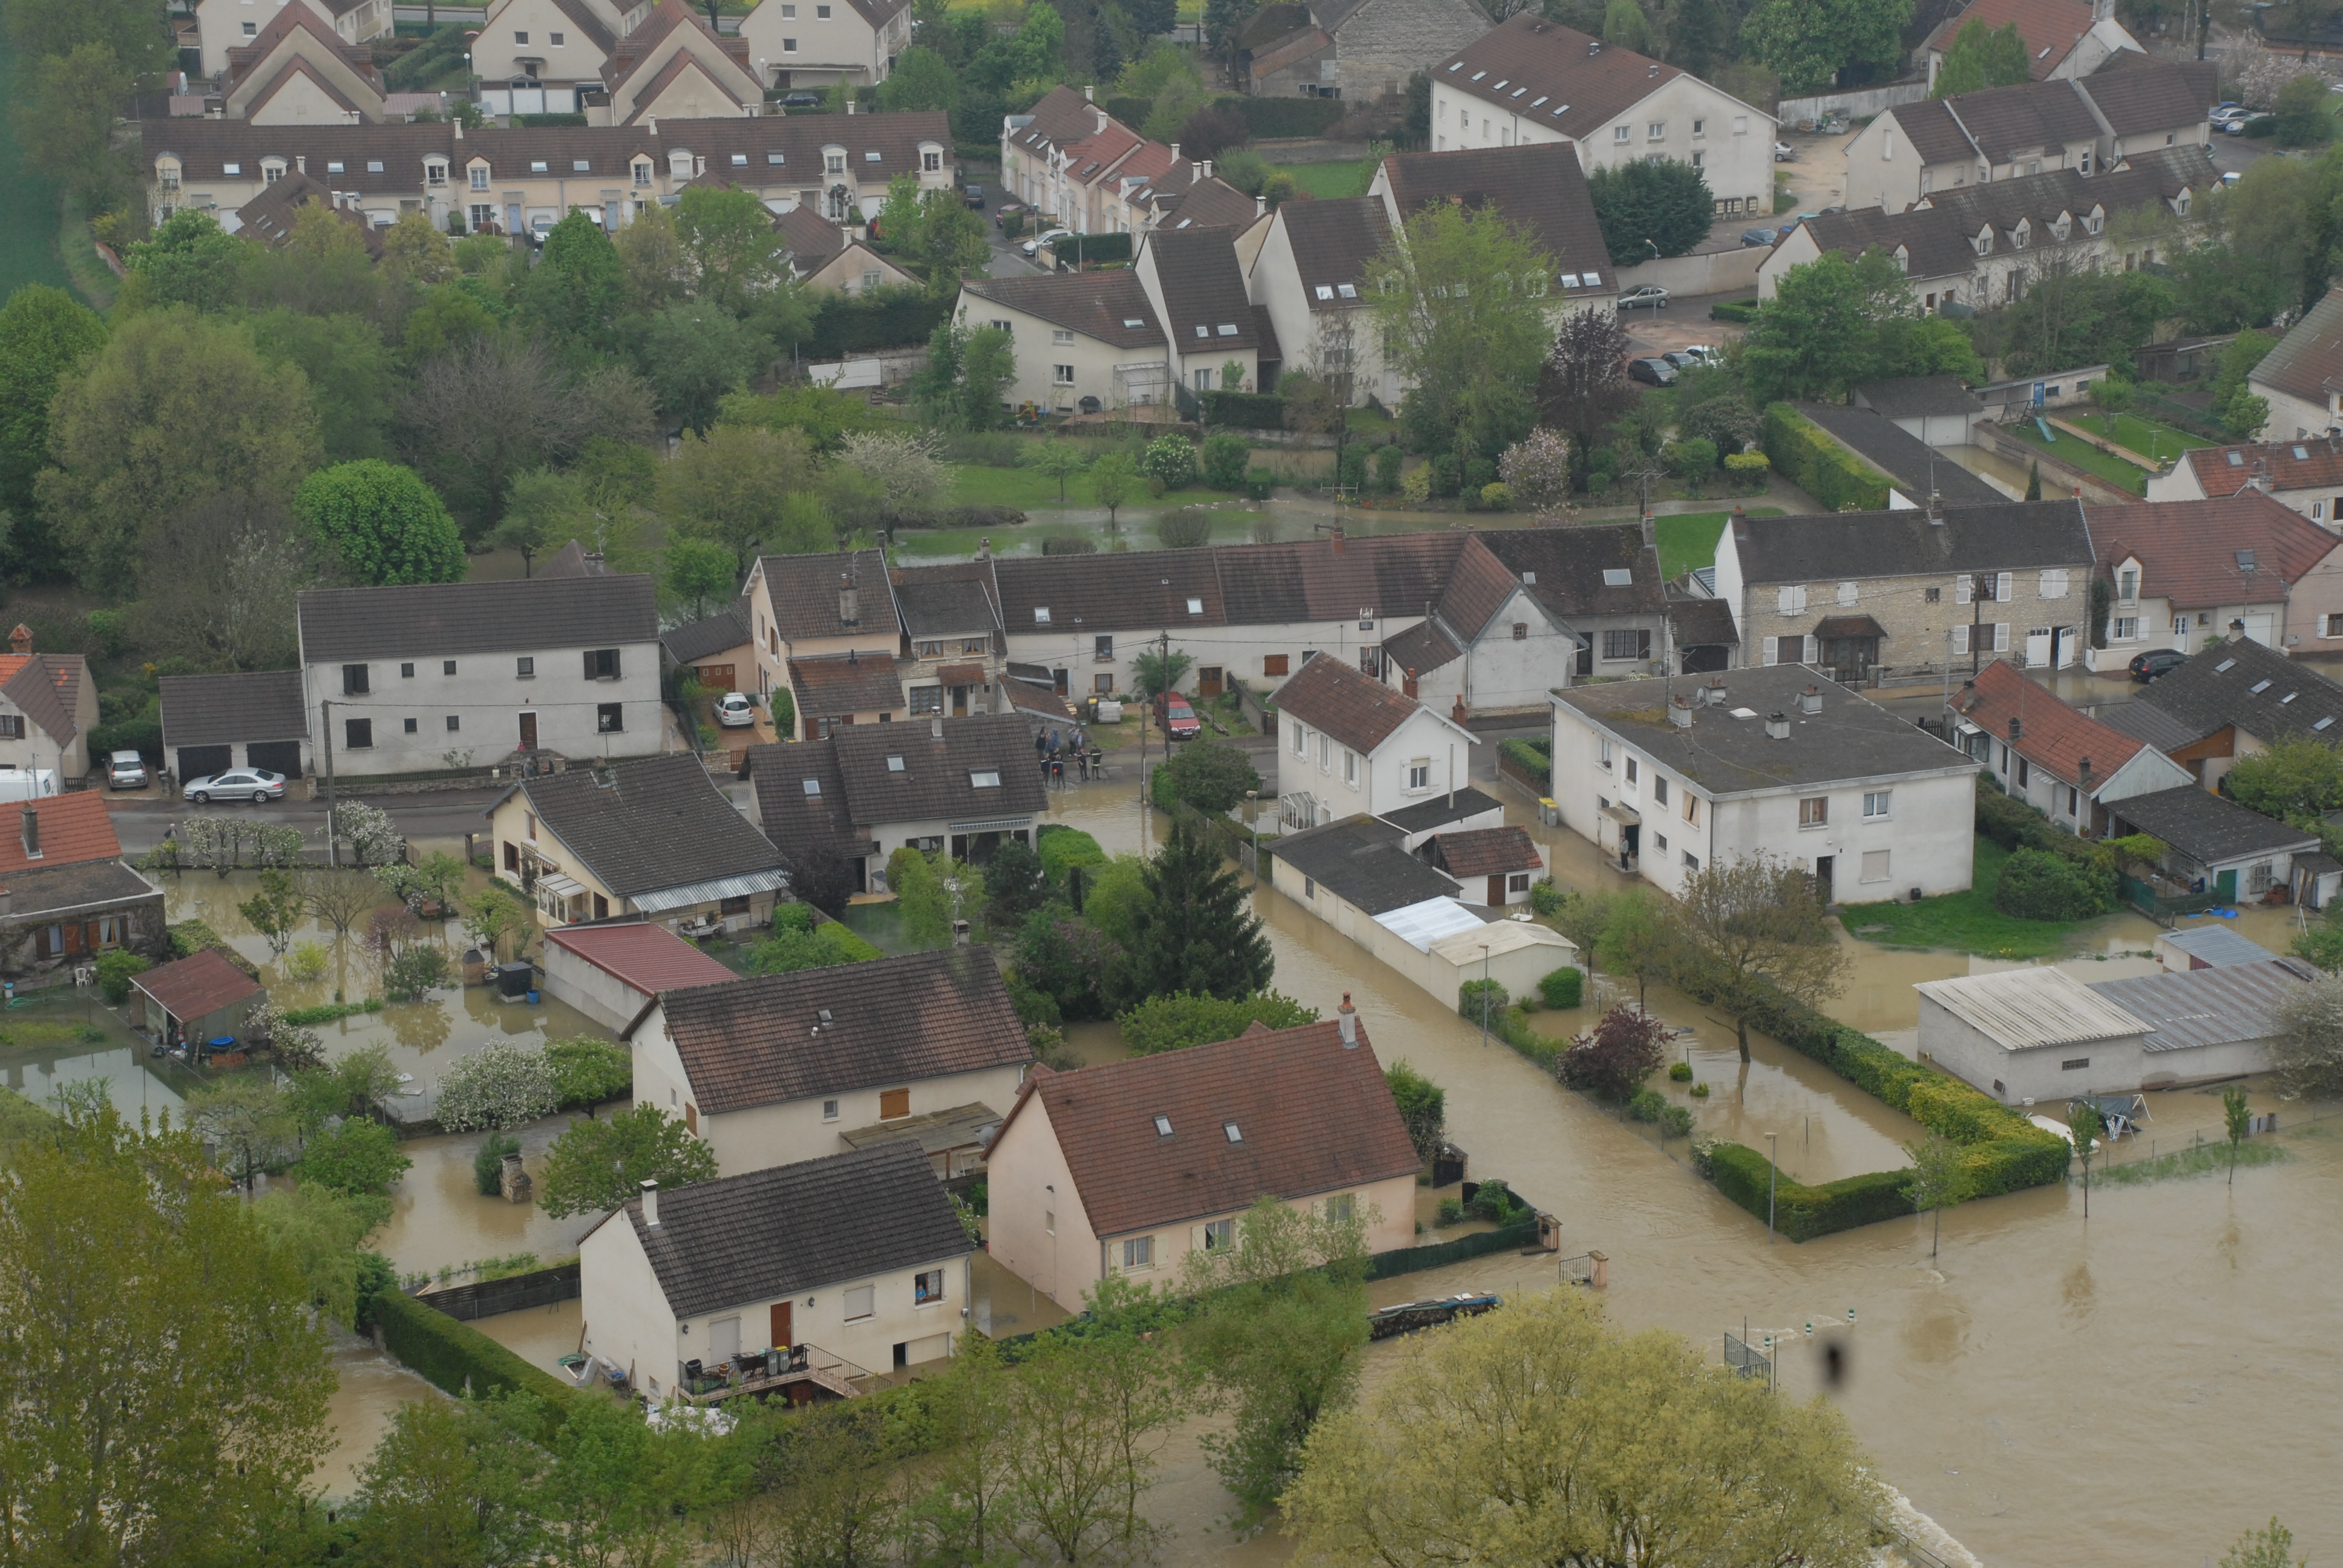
[1974,779,2045,849]
[1245,466,1275,500]
[747,921,883,973]
[435,1042,559,1131]
[1559,1004,1666,1101]
[1669,437,1719,479]
[1538,965,1584,1008]
[384,944,449,1001]
[1234,96,1345,138]
[94,949,149,1005]
[1762,403,1889,512]
[1994,847,2111,920]
[1711,298,1760,323]
[1204,390,1286,429]
[371,1287,578,1439]
[1372,443,1404,493]
[1048,231,1135,263]
[1466,1177,1525,1221]
[543,1036,634,1110]
[1499,737,1552,789]
[1201,432,1251,489]
[1478,482,1513,510]
[1140,433,1198,490]
[1529,876,1564,915]
[1725,450,1771,491]
[1430,452,1462,497]
[1156,506,1213,548]
[1119,990,1319,1054]
[1157,738,1260,812]
[1458,978,1510,1021]
[1705,1143,1915,1241]
[473,1129,520,1195]
[1401,465,1432,504]
[772,901,819,933]
[1435,1196,1464,1224]
[1627,1087,1666,1122]
[1036,826,1107,882]
[1659,1104,1694,1137]
[1668,1060,1694,1082]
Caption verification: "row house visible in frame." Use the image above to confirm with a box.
[1919,0,2141,89]
[193,0,392,82]
[1242,0,1492,100]
[1945,658,2191,833]
[594,0,764,124]
[1428,13,1777,220]
[215,2,388,124]
[147,110,952,233]
[999,87,1256,237]
[1843,59,2214,213]
[737,0,913,93]
[471,0,645,117]
[2148,433,2343,526]
[2082,494,2343,671]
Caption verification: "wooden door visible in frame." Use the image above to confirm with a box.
[770,1301,793,1351]
[1487,874,1505,905]
[1196,667,1224,699]
[519,711,539,750]
[697,664,736,691]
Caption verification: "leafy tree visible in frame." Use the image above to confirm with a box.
[544,1036,635,1112]
[1739,0,1913,94]
[1559,1002,1667,1100]
[186,1075,300,1195]
[1087,449,1138,521]
[1994,266,2170,379]
[6,0,175,75]
[399,335,652,533]
[1588,158,1714,266]
[1903,1130,1972,1256]
[2222,1082,2253,1186]
[642,301,765,434]
[39,310,321,594]
[11,43,135,209]
[435,1041,560,1132]
[1368,200,1551,460]
[1537,307,1636,489]
[1011,908,1124,1022]
[1594,886,1676,1008]
[522,210,628,350]
[2223,737,2343,828]
[678,183,793,313]
[879,44,959,110]
[1670,851,1850,1060]
[351,1395,549,1565]
[493,466,585,576]
[1120,817,1273,1003]
[1384,1058,1446,1162]
[237,867,306,955]
[1285,1289,1884,1565]
[379,209,457,286]
[250,308,398,464]
[296,459,465,585]
[1129,644,1193,701]
[1601,0,1653,50]
[890,846,988,949]
[1157,737,1260,814]
[537,1102,721,1218]
[2272,969,2343,1100]
[2220,1518,2305,1568]
[0,283,105,575]
[298,1117,413,1204]
[913,318,1018,431]
[661,425,821,574]
[781,840,857,920]
[719,382,882,456]
[120,211,249,314]
[249,1184,378,1325]
[985,837,1052,926]
[462,882,532,963]
[1029,439,1090,500]
[402,277,506,359]
[1930,18,2028,95]
[1117,988,1316,1052]
[2068,1096,2104,1215]
[664,535,738,619]
[2276,73,2334,147]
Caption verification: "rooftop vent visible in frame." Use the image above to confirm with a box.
[1765,711,1790,740]
[1705,678,1727,706]
[1669,695,1694,728]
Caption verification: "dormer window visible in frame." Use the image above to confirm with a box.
[2011,220,2030,250]
[825,150,846,174]
[2176,193,2191,215]
[633,161,652,186]
[470,162,490,189]
[425,160,447,186]
[2051,215,2069,241]
[1974,229,1993,256]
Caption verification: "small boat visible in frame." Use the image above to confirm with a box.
[1367,1292,1501,1341]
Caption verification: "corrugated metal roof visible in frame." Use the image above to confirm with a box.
[2159,925,2281,967]
[1375,895,1487,953]
[1427,920,1577,965]
[2088,960,2312,1052]
[1914,967,2145,1050]
[631,867,791,913]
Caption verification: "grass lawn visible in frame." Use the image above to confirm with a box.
[1655,508,1783,578]
[0,31,73,302]
[2062,410,2213,462]
[1839,839,2088,959]
[1276,162,1370,199]
[2004,419,2148,495]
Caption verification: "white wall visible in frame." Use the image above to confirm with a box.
[1913,991,2205,1102]
[952,291,1151,415]
[1266,853,1570,1008]
[1273,703,1474,825]
[302,639,663,776]
[474,0,611,89]
[540,944,653,1032]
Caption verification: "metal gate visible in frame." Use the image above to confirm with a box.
[1724,1330,1774,1388]
[247,740,303,779]
[176,745,231,782]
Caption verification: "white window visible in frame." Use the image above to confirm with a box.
[1204,1218,1233,1250]
[1121,1236,1154,1269]
[843,1284,875,1321]
[2118,568,2138,601]
[1777,584,1808,615]
[1614,125,1630,143]
[1863,791,1891,818]
[470,165,490,191]
[549,30,564,44]
[1052,328,1073,345]
[822,1098,839,1120]
[1319,735,1330,770]
[1861,849,1891,883]
[784,36,798,50]
[1799,797,1827,827]
[243,19,257,33]
[1343,750,1357,785]
[1693,119,1705,136]
[1054,364,1075,385]
[1292,720,1305,756]
[2112,615,2139,640]
[1599,737,1613,769]
[1408,759,1429,790]
[1326,1193,1355,1222]
[971,769,1001,788]
[915,1269,945,1304]
[1835,581,1858,606]
[1647,122,1665,140]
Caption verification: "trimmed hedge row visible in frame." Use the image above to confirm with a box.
[796,288,952,358]
[1762,402,1891,513]
[1499,737,1552,789]
[1236,96,1347,139]
[1706,1145,1916,1241]
[1710,298,1760,324]
[1049,231,1135,263]
[374,1287,581,1439]
[1201,389,1287,429]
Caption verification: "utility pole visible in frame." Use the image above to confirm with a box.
[1970,573,1985,678]
[321,699,338,868]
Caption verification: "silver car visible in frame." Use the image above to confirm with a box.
[1617,284,1670,310]
[105,750,148,790]
[183,768,287,805]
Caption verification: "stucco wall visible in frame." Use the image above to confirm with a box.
[1431,73,1774,218]
[1274,703,1473,824]
[1918,991,2148,1103]
[540,942,652,1032]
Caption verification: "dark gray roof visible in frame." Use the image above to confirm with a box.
[1271,814,1463,915]
[746,736,871,860]
[1726,499,2093,585]
[298,575,657,662]
[1380,618,1461,676]
[1854,375,1984,420]
[2105,785,2319,864]
[1668,596,1738,648]
[2080,58,2215,137]
[1145,226,1262,350]
[787,651,908,718]
[894,577,999,639]
[663,606,752,667]
[2247,287,2343,411]
[1378,786,1502,835]
[1278,197,1391,310]
[757,548,894,644]
[2090,959,2311,1051]
[1942,77,2102,166]
[159,671,310,749]
[831,713,1047,825]
[959,270,1166,350]
[2092,695,2202,752]
[1554,667,1978,797]
[1380,141,1611,288]
[1794,205,1977,282]
[1791,403,2006,508]
[1887,96,1984,165]
[2131,636,2343,747]
[1481,524,1666,618]
[516,753,785,897]
[614,1143,971,1320]
[2,858,162,920]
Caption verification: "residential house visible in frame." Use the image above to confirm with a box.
[593,0,765,125]
[1242,196,1391,405]
[0,794,167,978]
[1421,824,1545,907]
[1945,659,2192,832]
[578,1142,972,1402]
[892,564,1006,721]
[1786,402,2011,507]
[1854,375,1986,446]
[0,627,97,785]
[159,670,312,784]
[739,0,913,92]
[997,88,1256,238]
[985,1011,1421,1308]
[746,713,1047,890]
[471,0,631,116]
[2249,289,2343,440]
[1365,531,1579,717]
[1549,665,1981,903]
[1481,524,1682,675]
[215,1,390,123]
[1135,224,1270,399]
[146,111,954,234]
[296,573,663,777]
[2098,633,2343,790]
[777,206,916,293]
[1427,15,1777,221]
[2107,782,2323,904]
[952,270,1169,416]
[487,753,788,929]
[787,652,909,740]
[742,548,893,703]
[1368,142,1619,321]
[1242,0,1492,100]
[661,605,755,693]
[624,946,1033,1175]
[2147,434,2343,526]
[1713,499,2099,682]
[228,167,390,249]
[1380,784,1505,850]
[1841,64,2210,214]
[1914,959,2307,1103]
[195,0,392,84]
[130,947,265,1054]
[2084,492,2343,670]
[540,918,736,1030]
[1272,652,1480,829]
[1919,0,2141,90]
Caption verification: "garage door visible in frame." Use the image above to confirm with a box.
[2241,612,2277,647]
[247,741,303,779]
[177,745,231,782]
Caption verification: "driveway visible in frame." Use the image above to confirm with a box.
[963,169,1051,278]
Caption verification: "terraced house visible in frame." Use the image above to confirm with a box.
[192,0,395,85]
[999,87,1258,237]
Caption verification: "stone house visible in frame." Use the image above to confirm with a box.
[738,0,913,93]
[2083,492,2343,670]
[1714,500,2099,683]
[1272,653,1480,829]
[0,794,167,979]
[1242,0,1492,102]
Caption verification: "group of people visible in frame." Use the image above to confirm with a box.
[1034,725,1104,785]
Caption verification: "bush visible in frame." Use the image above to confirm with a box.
[1529,876,1564,915]
[1458,978,1510,1019]
[2244,113,2278,138]
[473,1130,520,1195]
[1234,96,1345,138]
[1049,231,1135,263]
[1156,506,1213,548]
[1725,450,1771,491]
[1372,443,1404,493]
[1993,848,2111,920]
[1140,433,1198,490]
[772,901,818,933]
[1669,1060,1694,1082]
[1973,779,2045,849]
[1711,298,1760,324]
[1537,965,1583,1008]
[1466,1177,1525,1221]
[1763,403,1889,512]
[1478,482,1514,509]
[1036,826,1107,883]
[372,1287,578,1439]
[1156,737,1259,813]
[1626,1087,1666,1122]
[798,287,952,358]
[1500,737,1552,789]
[1669,437,1719,479]
[94,949,149,1005]
[1203,390,1286,429]
[1659,1104,1693,1137]
[1430,452,1462,497]
[1435,1196,1464,1224]
[1245,466,1275,500]
[1559,1004,1666,1101]
[1705,1143,1915,1242]
[384,944,450,1001]
[543,1036,633,1109]
[1119,990,1319,1054]
[1201,432,1251,489]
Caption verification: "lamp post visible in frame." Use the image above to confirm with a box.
[1765,1131,1779,1244]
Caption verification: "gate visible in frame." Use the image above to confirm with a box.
[247,740,303,779]
[177,745,231,782]
[1723,1330,1774,1388]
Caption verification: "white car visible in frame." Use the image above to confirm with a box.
[713,691,759,728]
[1774,141,1795,161]
[1021,227,1071,258]
[183,768,287,805]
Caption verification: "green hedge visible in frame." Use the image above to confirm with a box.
[1711,298,1760,324]
[1499,737,1552,789]
[513,112,588,127]
[168,919,261,978]
[1762,402,1890,512]
[91,717,162,767]
[373,1288,580,1439]
[1201,390,1286,429]
[1705,1145,1915,1241]
[1104,96,1152,128]
[796,287,952,358]
[1236,97,1346,139]
[1049,232,1133,263]
[1366,1216,1540,1279]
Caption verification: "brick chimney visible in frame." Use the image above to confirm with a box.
[1328,523,1345,552]
[8,624,30,656]
[1403,665,1419,699]
[1451,693,1469,727]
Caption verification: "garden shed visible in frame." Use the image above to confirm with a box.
[131,948,264,1055]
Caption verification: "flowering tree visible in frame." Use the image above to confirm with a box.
[1498,430,1574,515]
[332,800,405,867]
[434,1042,559,1131]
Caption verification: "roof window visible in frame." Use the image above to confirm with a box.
[2295,445,2310,459]
[1447,60,1463,70]
[2238,550,2258,569]
[1153,1114,1173,1136]
[866,151,882,162]
[2319,717,2336,731]
[2215,659,2236,671]
[1602,568,1633,586]
[574,159,591,172]
[326,160,344,173]
[971,769,1001,788]
[886,755,905,771]
[817,1008,834,1024]
[2282,692,2298,704]
[2250,679,2272,693]
[1336,283,1357,298]
[768,151,785,164]
[1530,94,1547,106]
[731,153,747,166]
[1176,218,1192,227]
[1551,103,1568,115]
[1561,273,1582,287]
[1314,284,1334,300]
[2226,451,2244,466]
[531,160,549,172]
[1217,323,1239,335]
[1521,570,1536,584]
[1034,607,1051,624]
[1223,1120,1243,1143]
[367,160,382,172]
[1123,317,1144,327]
[1512,87,1528,97]
[801,777,821,795]
[1187,597,1204,614]
[1470,70,1486,80]
[1194,324,1208,339]
[224,162,241,174]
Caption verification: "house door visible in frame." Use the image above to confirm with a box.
[504,202,523,234]
[1575,638,1593,678]
[2025,627,2053,668]
[1196,666,1224,699]
[2052,627,2075,669]
[951,684,969,716]
[1486,874,1506,904]
[519,711,539,751]
[770,1301,793,1351]
[1822,636,1877,682]
[2217,868,2238,903]
[1815,855,1835,903]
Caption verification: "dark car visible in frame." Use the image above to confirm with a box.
[775,90,823,108]
[1628,357,1677,387]
[1740,227,1777,247]
[2129,648,2188,682]
[963,183,985,208]
[1155,691,1201,741]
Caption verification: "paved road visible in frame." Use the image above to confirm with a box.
[106,788,509,856]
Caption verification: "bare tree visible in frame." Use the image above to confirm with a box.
[142,493,323,671]
[397,338,654,531]
[302,869,386,942]
[1536,308,1636,490]
[1667,851,1850,1061]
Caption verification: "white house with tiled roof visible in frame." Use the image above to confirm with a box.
[217,1,388,122]
[1273,653,1478,829]
[1919,0,2139,90]
[2149,433,2343,527]
[194,0,392,82]
[738,0,912,92]
[954,270,1168,414]
[473,0,631,117]
[2248,289,2343,442]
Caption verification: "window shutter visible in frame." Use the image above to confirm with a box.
[1996,571,2013,603]
[1951,624,1970,655]
[1776,586,1796,615]
[1804,635,1820,664]
[1994,622,2010,652]
[1761,636,1778,665]
[585,650,598,680]
[1955,574,1971,605]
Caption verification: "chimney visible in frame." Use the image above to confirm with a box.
[1084,83,1093,101]
[1765,711,1790,739]
[848,647,859,665]
[931,716,943,739]
[8,625,29,657]
[453,113,462,139]
[1705,676,1726,705]
[1256,195,1267,217]
[1329,523,1345,552]
[1648,62,1658,76]
[1337,992,1357,1045]
[296,154,306,173]
[1451,693,1469,727]
[19,808,36,860]
[2008,716,2022,743]
[847,98,857,114]
[2229,618,2247,639]
[839,575,859,627]
[978,535,991,560]
[1094,106,1107,132]
[1589,40,1600,53]
[1170,142,1181,162]
[1403,666,1419,699]
[1669,694,1693,728]
[640,1179,660,1226]
[1639,513,1654,550]
[1800,684,1822,715]
[952,917,971,945]
[1203,159,1213,180]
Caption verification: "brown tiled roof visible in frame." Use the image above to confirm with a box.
[241,56,373,121]
[1483,524,1666,618]
[1279,197,1390,310]
[993,550,1227,632]
[1273,653,1430,753]
[2082,59,2215,137]
[1941,78,2102,167]
[757,548,896,644]
[2083,492,2341,609]
[2183,436,2343,492]
[1145,226,1260,350]
[0,659,77,749]
[1207,532,1464,626]
[612,50,755,120]
[646,947,1031,1114]
[788,650,908,716]
[611,1142,970,1319]
[1249,25,1332,80]
[830,712,1047,825]
[224,2,379,93]
[992,1018,1421,1236]
[516,753,787,897]
[160,671,308,750]
[1380,618,1461,676]
[234,169,384,257]
[549,0,620,55]
[1434,15,1689,144]
[746,737,873,860]
[1008,85,1107,158]
[1379,142,1612,292]
[300,573,657,661]
[543,921,736,993]
[775,204,847,270]
[1426,825,1543,878]
[1925,0,2094,78]
[1948,659,2144,790]
[2250,287,2343,408]
[1886,97,1985,166]
[0,792,122,874]
[605,0,753,89]
[1432,535,1522,642]
[134,948,263,1023]
[958,271,1165,350]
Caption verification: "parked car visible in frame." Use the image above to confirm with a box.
[2221,171,2243,186]
[713,691,758,728]
[1155,691,1201,740]
[1774,140,1795,160]
[963,184,986,208]
[775,90,822,108]
[1740,226,1778,247]
[1021,227,1071,258]
[2210,106,2249,128]
[1679,344,1716,362]
[2129,648,2189,682]
[105,750,148,790]
[1662,350,1700,368]
[1617,284,1670,310]
[2226,113,2271,135]
[1628,357,1678,387]
[183,768,287,805]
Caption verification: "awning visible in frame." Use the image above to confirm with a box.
[1600,803,1641,824]
[949,817,1035,834]
[937,663,985,684]
[537,873,586,898]
[1812,615,1887,641]
[632,867,791,913]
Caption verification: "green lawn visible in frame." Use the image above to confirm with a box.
[1276,162,1370,199]
[1839,840,2089,959]
[2004,419,2148,495]
[0,30,72,302]
[2063,410,2213,462]
[1655,508,1783,578]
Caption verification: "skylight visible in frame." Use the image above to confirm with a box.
[801,778,821,795]
[971,770,1001,788]
[2295,445,2310,459]
[1531,95,1547,106]
[1551,103,1568,115]
[731,153,747,165]
[865,151,882,162]
[1122,317,1144,327]
[1194,324,1208,339]
[532,160,549,172]
[1153,1114,1173,1135]
[1223,1121,1243,1143]
[1471,70,1487,80]
[327,160,344,173]
[2215,658,2236,671]
[2237,550,2258,569]
[575,160,592,171]
[367,160,383,172]
[1314,285,1334,300]
[818,1008,833,1024]
[2282,693,2298,704]
[1603,568,1633,586]
[1034,607,1052,624]
[1336,283,1357,298]
[2227,451,2244,466]
[2319,717,2336,731]
[1187,597,1204,613]
[1217,323,1240,335]
[1512,87,1528,96]
[1447,60,1463,70]
[768,151,785,163]
[1521,571,1536,584]
[1561,273,1582,288]
[887,755,905,771]
[2250,679,2272,693]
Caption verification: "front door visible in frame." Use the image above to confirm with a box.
[519,711,539,751]
[1815,855,1835,904]
[2217,868,2238,903]
[952,684,969,716]
[1196,666,1224,699]
[1823,636,1877,682]
[2025,627,2053,668]
[1575,638,1593,678]
[1487,874,1506,904]
[770,1300,793,1351]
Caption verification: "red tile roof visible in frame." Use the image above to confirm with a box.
[133,948,263,1024]
[543,921,735,995]
[2181,437,2343,493]
[1427,825,1544,878]
[0,792,122,875]
[2084,492,2341,609]
[1925,0,2096,78]
[992,1018,1421,1236]
[1948,660,2143,791]
[1273,653,1431,753]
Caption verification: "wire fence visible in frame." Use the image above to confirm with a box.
[2088,1093,2343,1171]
